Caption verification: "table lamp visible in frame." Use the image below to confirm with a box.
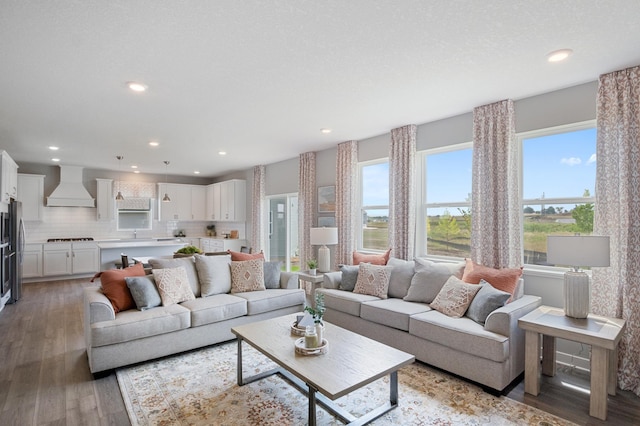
[310,227,338,273]
[546,235,610,318]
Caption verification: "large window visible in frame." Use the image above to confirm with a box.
[520,122,596,266]
[422,144,473,258]
[359,160,389,251]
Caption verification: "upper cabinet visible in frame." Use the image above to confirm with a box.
[1,151,18,203]
[158,180,245,222]
[96,178,114,222]
[191,185,206,221]
[206,183,221,221]
[219,179,246,222]
[17,174,45,221]
[158,183,203,221]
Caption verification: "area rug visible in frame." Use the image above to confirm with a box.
[117,342,575,426]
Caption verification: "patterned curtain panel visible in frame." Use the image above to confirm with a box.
[592,65,640,396]
[389,125,416,260]
[470,99,522,268]
[336,140,358,266]
[251,165,265,253]
[298,152,316,268]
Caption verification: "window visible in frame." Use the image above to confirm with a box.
[117,210,152,231]
[265,193,299,271]
[359,160,389,251]
[421,144,473,258]
[520,122,596,266]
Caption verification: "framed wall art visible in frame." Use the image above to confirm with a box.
[317,185,336,213]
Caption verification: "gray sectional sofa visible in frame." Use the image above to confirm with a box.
[84,255,305,373]
[317,258,541,392]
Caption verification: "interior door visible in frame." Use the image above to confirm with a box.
[266,194,299,271]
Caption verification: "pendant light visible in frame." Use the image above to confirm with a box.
[115,155,125,201]
[162,160,171,202]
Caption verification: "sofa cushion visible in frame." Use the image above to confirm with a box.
[466,280,511,324]
[194,254,232,296]
[353,263,393,299]
[125,275,161,311]
[403,259,464,304]
[228,249,265,261]
[409,311,509,363]
[338,264,359,291]
[316,288,379,317]
[96,263,146,313]
[386,258,415,299]
[230,259,266,293]
[153,267,196,306]
[180,293,248,327]
[353,248,391,265]
[232,289,305,315]
[264,261,282,289]
[149,257,201,297]
[430,276,481,318]
[91,303,191,347]
[462,259,523,300]
[361,298,431,331]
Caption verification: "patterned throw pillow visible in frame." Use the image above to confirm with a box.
[353,263,394,299]
[352,248,392,265]
[230,259,266,293]
[461,259,523,300]
[152,266,196,306]
[430,275,481,318]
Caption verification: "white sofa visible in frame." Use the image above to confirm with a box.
[317,261,541,392]
[84,256,305,374]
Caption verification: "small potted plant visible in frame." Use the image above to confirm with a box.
[304,293,326,343]
[306,258,318,275]
[174,245,203,258]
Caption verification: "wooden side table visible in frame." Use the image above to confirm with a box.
[297,271,325,307]
[518,306,626,420]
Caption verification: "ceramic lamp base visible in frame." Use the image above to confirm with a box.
[318,245,331,273]
[564,271,590,318]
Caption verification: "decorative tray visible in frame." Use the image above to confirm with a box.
[294,337,328,356]
[291,322,307,336]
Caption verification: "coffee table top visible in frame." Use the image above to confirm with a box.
[231,314,415,399]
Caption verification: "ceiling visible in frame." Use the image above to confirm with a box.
[2,1,640,178]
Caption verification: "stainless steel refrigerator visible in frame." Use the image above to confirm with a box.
[9,200,23,303]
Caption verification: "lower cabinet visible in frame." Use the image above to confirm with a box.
[43,242,99,277]
[200,238,245,253]
[23,244,43,278]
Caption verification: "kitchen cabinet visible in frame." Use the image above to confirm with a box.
[191,185,206,221]
[183,237,201,249]
[1,150,18,203]
[43,242,99,276]
[200,238,245,253]
[17,174,44,221]
[23,243,43,278]
[206,183,221,220]
[206,180,246,222]
[71,242,100,274]
[96,178,114,221]
[158,183,206,221]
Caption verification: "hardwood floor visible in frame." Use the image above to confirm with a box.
[0,278,638,425]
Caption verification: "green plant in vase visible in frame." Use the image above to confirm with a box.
[304,293,325,325]
[306,258,318,274]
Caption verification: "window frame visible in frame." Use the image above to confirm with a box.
[357,158,389,252]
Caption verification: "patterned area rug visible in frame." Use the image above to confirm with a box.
[117,342,575,426]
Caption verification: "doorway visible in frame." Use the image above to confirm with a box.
[266,194,299,271]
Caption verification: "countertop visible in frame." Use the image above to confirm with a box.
[97,240,187,249]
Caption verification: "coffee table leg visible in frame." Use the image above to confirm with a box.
[237,337,244,386]
[390,371,398,406]
[308,384,317,426]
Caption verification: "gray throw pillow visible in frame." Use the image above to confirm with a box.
[148,257,201,297]
[194,254,232,296]
[386,257,415,299]
[264,261,282,289]
[466,279,511,324]
[403,258,463,303]
[338,264,359,291]
[125,275,161,311]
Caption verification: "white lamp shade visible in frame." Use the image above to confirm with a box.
[310,227,338,246]
[547,236,610,268]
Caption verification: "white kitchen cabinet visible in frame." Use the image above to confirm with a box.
[17,174,44,221]
[210,179,246,222]
[183,237,201,249]
[71,242,100,274]
[200,238,245,253]
[96,178,114,221]
[159,183,206,221]
[23,243,43,278]
[43,242,99,276]
[206,183,221,220]
[191,185,206,221]
[1,150,18,203]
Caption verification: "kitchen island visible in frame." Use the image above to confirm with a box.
[97,239,186,270]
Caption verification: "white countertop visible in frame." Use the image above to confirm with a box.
[97,240,187,249]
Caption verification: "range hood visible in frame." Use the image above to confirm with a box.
[46,165,95,207]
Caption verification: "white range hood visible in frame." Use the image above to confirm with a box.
[46,165,95,207]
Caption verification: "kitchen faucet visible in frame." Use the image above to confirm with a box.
[133,229,137,239]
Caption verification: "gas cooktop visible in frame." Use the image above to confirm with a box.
[46,237,95,242]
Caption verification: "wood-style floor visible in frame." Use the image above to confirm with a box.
[0,278,638,425]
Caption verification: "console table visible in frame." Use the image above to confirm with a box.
[518,306,626,420]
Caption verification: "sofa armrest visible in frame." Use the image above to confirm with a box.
[83,286,116,324]
[322,271,342,289]
[484,294,542,337]
[280,271,300,289]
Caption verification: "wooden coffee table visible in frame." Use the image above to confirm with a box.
[231,314,415,425]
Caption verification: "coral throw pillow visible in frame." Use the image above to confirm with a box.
[461,259,523,299]
[93,263,146,313]
[352,248,392,265]
[228,249,265,261]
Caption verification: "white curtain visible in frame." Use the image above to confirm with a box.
[335,140,358,266]
[389,125,416,260]
[298,152,316,268]
[251,165,265,253]
[470,99,522,268]
[592,65,640,395]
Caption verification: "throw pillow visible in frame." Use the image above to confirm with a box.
[352,248,392,266]
[353,262,393,299]
[230,259,266,293]
[93,263,146,313]
[466,279,511,324]
[461,259,523,300]
[148,257,201,297]
[386,257,415,299]
[403,258,464,304]
[263,261,282,289]
[152,266,196,306]
[194,254,232,296]
[430,275,481,318]
[228,249,265,261]
[338,264,359,291]
[125,275,161,311]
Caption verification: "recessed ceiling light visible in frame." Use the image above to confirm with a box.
[547,49,573,62]
[218,151,227,156]
[131,165,138,169]
[49,146,59,151]
[133,170,141,174]
[320,128,332,134]
[193,171,200,175]
[51,158,60,162]
[149,141,159,147]
[127,81,148,92]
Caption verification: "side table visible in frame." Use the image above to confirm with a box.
[518,305,626,420]
[297,271,325,308]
